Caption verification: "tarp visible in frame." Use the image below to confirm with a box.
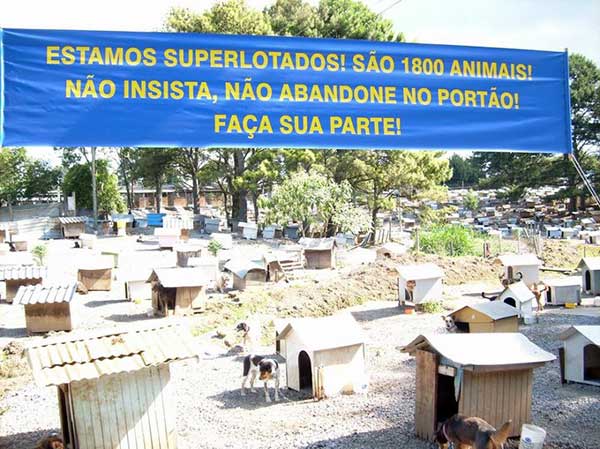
[0,28,572,152]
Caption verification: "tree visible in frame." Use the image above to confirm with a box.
[0,147,28,218]
[463,189,479,212]
[23,160,62,199]
[448,154,482,187]
[135,148,178,213]
[266,0,320,37]
[63,159,125,214]
[174,148,209,214]
[115,147,137,211]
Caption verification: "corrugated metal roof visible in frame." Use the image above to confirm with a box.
[14,283,78,305]
[396,263,444,280]
[57,216,87,224]
[26,322,199,386]
[401,333,555,369]
[0,266,47,281]
[560,325,600,346]
[299,237,336,250]
[223,259,266,279]
[450,301,518,321]
[277,313,365,351]
[149,267,212,288]
[578,257,600,271]
[495,253,541,267]
[544,277,581,287]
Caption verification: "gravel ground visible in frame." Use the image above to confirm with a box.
[1,238,599,448]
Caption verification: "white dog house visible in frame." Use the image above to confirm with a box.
[154,227,180,249]
[544,277,582,305]
[276,313,366,399]
[495,254,541,285]
[559,326,600,386]
[496,281,535,320]
[396,263,444,305]
[578,257,600,295]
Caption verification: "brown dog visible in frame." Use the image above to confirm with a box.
[35,434,64,449]
[435,414,511,449]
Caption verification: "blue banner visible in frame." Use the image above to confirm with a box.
[0,28,572,153]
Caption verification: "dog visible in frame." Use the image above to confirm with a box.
[241,354,281,402]
[435,414,511,449]
[236,321,260,352]
[443,316,458,332]
[35,433,64,449]
[530,282,548,312]
[215,273,229,293]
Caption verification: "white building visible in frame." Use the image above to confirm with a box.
[396,263,444,305]
[560,326,600,386]
[276,313,366,399]
[495,254,542,285]
[544,277,581,306]
[496,281,535,320]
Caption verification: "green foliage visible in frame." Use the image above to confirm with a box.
[208,239,223,256]
[32,244,48,266]
[463,190,479,212]
[418,224,476,256]
[420,301,444,314]
[448,154,481,187]
[266,0,321,37]
[63,159,125,213]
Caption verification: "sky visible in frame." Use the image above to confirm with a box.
[1,0,599,163]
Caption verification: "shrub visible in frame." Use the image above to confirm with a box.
[208,239,223,256]
[31,244,48,266]
[420,301,444,314]
[418,224,476,256]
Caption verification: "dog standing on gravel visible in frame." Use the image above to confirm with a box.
[236,321,260,352]
[435,414,511,449]
[241,354,281,403]
[35,433,64,449]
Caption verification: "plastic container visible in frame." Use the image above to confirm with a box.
[519,424,546,449]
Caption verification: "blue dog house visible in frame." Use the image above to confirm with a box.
[147,213,166,227]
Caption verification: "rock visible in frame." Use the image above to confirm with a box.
[227,345,244,355]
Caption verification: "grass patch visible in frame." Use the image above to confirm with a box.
[420,301,444,314]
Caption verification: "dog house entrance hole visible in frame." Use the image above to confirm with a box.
[546,288,552,303]
[504,297,516,308]
[298,351,312,391]
[583,344,600,381]
[455,321,469,333]
[585,271,591,291]
[436,373,458,425]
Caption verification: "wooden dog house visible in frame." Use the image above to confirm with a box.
[495,254,541,285]
[77,256,114,291]
[396,263,444,305]
[544,277,582,305]
[298,237,337,269]
[14,283,78,334]
[25,322,198,449]
[496,281,535,320]
[264,248,304,282]
[559,326,600,386]
[58,216,87,238]
[148,267,209,316]
[276,313,366,399]
[0,266,47,303]
[447,301,519,333]
[224,259,267,290]
[578,257,600,295]
[174,243,205,267]
[401,333,555,441]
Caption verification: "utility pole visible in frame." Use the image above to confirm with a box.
[91,146,98,231]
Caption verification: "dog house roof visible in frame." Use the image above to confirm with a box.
[26,322,198,386]
[77,255,114,271]
[578,257,600,271]
[396,263,444,280]
[148,267,212,288]
[560,326,600,346]
[401,333,555,370]
[154,227,181,236]
[543,277,582,287]
[495,254,541,267]
[501,281,535,303]
[0,265,47,281]
[14,283,78,305]
[449,301,518,321]
[299,237,337,250]
[277,313,365,351]
[57,216,87,224]
[224,259,266,279]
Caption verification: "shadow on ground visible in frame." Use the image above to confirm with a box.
[85,299,129,308]
[0,429,62,449]
[351,305,401,322]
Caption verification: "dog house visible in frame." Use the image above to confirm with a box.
[148,267,210,316]
[495,254,541,285]
[58,216,87,238]
[396,263,444,305]
[446,301,519,333]
[154,227,180,249]
[277,313,366,399]
[14,283,78,334]
[10,236,28,251]
[578,257,600,295]
[238,222,258,240]
[0,266,47,303]
[544,225,562,239]
[25,322,198,449]
[401,333,555,441]
[496,281,535,320]
[561,227,578,239]
[376,242,406,259]
[0,224,10,243]
[298,237,337,269]
[263,248,304,282]
[544,277,582,305]
[559,326,600,386]
[224,259,267,290]
[77,256,114,292]
[174,243,205,267]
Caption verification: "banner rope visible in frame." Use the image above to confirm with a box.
[569,153,600,208]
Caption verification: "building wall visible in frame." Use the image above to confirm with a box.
[314,345,365,397]
[24,302,72,333]
[469,317,518,333]
[282,330,310,392]
[174,287,204,315]
[459,369,532,438]
[304,249,334,269]
[564,333,590,383]
[398,277,443,304]
[69,365,176,449]
[547,285,581,305]
[77,268,112,291]
[504,264,539,285]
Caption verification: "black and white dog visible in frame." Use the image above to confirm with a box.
[241,354,281,402]
[236,321,259,352]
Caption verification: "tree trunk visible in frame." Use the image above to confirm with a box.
[232,152,247,226]
[370,206,379,244]
[191,175,200,214]
[121,165,133,211]
[223,192,230,225]
[251,191,259,224]
[91,147,98,226]
[579,192,587,211]
[7,197,13,221]
[155,177,163,213]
